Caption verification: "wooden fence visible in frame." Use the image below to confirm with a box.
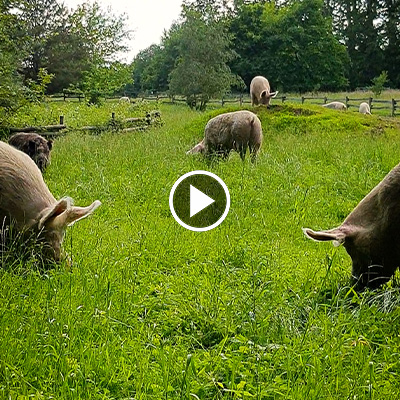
[2,111,162,138]
[136,93,399,116]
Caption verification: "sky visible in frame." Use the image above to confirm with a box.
[62,0,184,62]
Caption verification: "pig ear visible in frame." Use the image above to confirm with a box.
[38,197,72,230]
[302,227,346,247]
[47,140,53,150]
[64,200,102,227]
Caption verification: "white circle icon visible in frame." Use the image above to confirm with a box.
[169,170,230,232]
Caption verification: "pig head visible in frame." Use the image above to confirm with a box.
[303,163,400,289]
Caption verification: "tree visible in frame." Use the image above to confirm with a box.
[169,3,243,109]
[324,0,384,89]
[81,61,133,104]
[0,0,26,119]
[230,0,349,92]
[132,23,181,96]
[17,0,131,94]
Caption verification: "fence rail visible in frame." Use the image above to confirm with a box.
[1,111,161,137]
[134,93,399,117]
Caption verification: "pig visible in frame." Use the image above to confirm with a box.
[322,101,347,110]
[0,141,101,262]
[119,96,130,103]
[359,102,372,115]
[187,110,262,161]
[250,76,278,107]
[9,132,53,172]
[303,162,400,289]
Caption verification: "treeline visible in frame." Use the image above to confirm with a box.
[133,0,400,100]
[1,0,400,117]
[0,0,132,120]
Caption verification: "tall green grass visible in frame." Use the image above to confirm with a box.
[1,102,400,399]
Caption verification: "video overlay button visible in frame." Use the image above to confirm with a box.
[169,171,230,232]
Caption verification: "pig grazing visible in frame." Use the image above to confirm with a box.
[119,96,130,103]
[9,132,52,172]
[359,102,372,115]
[0,141,101,262]
[303,162,400,289]
[250,76,278,107]
[322,101,347,110]
[187,110,262,161]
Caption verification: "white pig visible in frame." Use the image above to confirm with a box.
[250,76,278,107]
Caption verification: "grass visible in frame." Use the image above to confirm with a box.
[1,100,400,398]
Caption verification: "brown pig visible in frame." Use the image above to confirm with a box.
[303,162,400,289]
[9,132,53,172]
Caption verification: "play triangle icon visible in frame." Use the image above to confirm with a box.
[190,185,215,217]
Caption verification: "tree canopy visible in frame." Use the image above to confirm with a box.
[1,0,400,116]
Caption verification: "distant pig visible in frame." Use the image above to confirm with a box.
[303,162,400,289]
[322,101,347,110]
[9,132,52,172]
[0,141,101,262]
[359,102,372,115]
[187,110,263,161]
[250,76,278,107]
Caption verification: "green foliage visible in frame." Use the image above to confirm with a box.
[0,0,27,121]
[230,0,349,92]
[169,4,243,109]
[82,62,133,105]
[2,102,400,397]
[17,0,131,95]
[371,71,388,97]
[25,68,54,102]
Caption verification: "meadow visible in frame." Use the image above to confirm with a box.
[1,99,400,399]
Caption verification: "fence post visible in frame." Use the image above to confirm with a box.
[64,93,66,101]
[324,97,327,104]
[282,95,286,103]
[239,93,243,106]
[221,97,225,106]
[111,112,115,120]
[301,96,305,104]
[59,115,64,125]
[392,99,397,117]
[368,97,373,107]
[345,96,349,108]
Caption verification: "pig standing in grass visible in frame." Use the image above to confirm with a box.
[9,132,53,172]
[250,76,278,107]
[303,162,400,289]
[0,141,101,262]
[322,101,347,110]
[359,102,372,115]
[187,110,262,161]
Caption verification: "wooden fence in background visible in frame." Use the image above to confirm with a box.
[2,111,162,138]
[136,93,399,117]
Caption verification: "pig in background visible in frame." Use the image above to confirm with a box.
[187,110,263,161]
[250,76,278,107]
[9,132,53,172]
[0,141,101,263]
[303,162,400,289]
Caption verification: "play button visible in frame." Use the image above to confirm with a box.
[190,185,215,217]
[170,171,230,231]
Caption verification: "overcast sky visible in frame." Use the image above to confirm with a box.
[62,0,184,62]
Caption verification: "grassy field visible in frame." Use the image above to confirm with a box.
[1,100,400,399]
